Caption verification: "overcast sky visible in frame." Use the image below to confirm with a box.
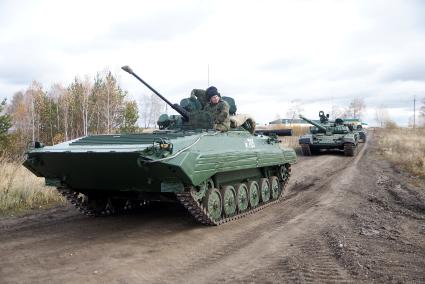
[1,0,424,126]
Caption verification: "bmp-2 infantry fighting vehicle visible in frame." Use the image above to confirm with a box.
[298,111,359,156]
[23,66,297,225]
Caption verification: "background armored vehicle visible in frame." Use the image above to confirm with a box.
[342,118,367,143]
[348,124,367,142]
[298,111,359,156]
[23,66,297,225]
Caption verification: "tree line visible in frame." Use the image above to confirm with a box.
[1,82,425,157]
[285,97,368,122]
[0,71,143,157]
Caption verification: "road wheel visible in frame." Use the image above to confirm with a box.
[235,183,249,213]
[310,147,320,154]
[247,181,260,208]
[344,143,357,156]
[259,178,271,203]
[220,185,236,217]
[278,165,289,182]
[84,196,113,216]
[269,176,280,200]
[191,178,213,201]
[301,144,312,156]
[202,188,222,221]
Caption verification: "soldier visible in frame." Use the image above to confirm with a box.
[204,86,230,132]
[190,89,208,109]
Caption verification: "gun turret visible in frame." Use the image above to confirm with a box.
[299,115,327,132]
[319,110,329,123]
[122,66,189,120]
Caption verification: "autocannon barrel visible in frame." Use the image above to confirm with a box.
[122,66,189,120]
[254,129,293,136]
[299,115,327,131]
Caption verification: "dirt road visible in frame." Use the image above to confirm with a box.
[1,131,424,283]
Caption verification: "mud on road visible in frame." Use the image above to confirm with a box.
[1,130,424,283]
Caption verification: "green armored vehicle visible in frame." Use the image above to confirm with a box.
[348,124,367,143]
[342,119,367,143]
[298,111,359,156]
[23,66,297,225]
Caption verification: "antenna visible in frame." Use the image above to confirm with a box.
[413,95,416,129]
[207,64,210,86]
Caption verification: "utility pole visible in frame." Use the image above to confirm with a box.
[413,95,416,129]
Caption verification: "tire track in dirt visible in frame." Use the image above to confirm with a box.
[150,145,368,283]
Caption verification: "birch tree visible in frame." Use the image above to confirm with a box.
[0,99,12,151]
[330,105,345,120]
[347,98,366,119]
[139,93,165,128]
[375,105,390,127]
[3,68,139,156]
[285,100,304,124]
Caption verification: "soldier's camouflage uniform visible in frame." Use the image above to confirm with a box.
[204,99,230,132]
[190,89,208,109]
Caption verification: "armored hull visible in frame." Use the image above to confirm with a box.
[298,112,359,156]
[354,128,367,142]
[24,130,296,225]
[298,132,358,156]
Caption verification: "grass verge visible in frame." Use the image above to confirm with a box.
[377,128,425,179]
[0,158,65,216]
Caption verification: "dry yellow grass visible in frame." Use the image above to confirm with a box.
[0,158,65,216]
[268,124,310,137]
[377,128,425,178]
[279,136,300,148]
[290,125,310,136]
[268,124,308,151]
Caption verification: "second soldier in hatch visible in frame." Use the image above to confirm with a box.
[203,86,230,132]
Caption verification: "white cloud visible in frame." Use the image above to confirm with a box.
[0,0,424,126]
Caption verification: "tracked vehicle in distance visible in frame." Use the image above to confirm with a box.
[298,111,359,156]
[351,124,367,143]
[23,66,297,225]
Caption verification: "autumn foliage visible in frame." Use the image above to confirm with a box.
[1,71,139,157]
